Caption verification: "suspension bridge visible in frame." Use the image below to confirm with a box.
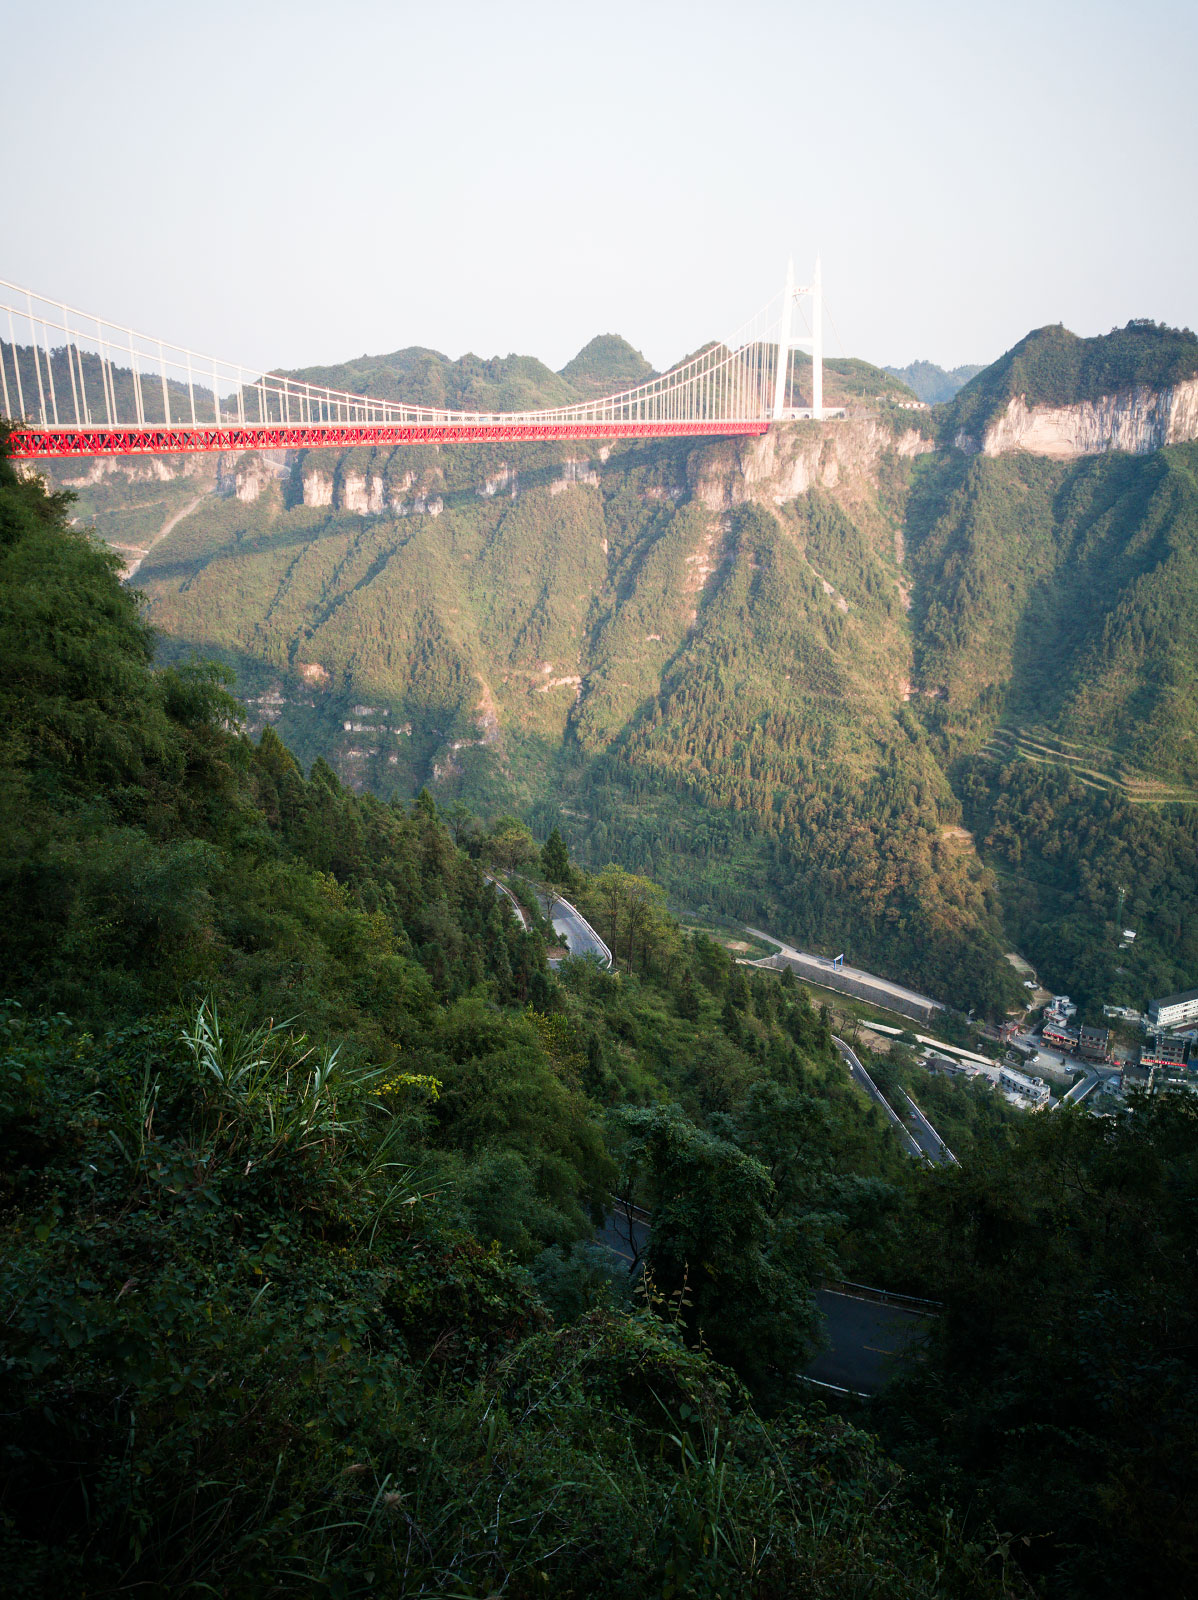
[1,263,832,459]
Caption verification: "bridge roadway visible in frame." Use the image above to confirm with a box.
[541,893,613,969]
[7,419,768,459]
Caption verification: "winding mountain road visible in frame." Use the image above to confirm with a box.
[806,1287,934,1394]
[542,893,612,968]
[832,1037,955,1165]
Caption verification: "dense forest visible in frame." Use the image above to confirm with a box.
[4,429,1198,1597]
[101,417,1020,1014]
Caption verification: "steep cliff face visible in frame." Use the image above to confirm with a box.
[687,418,934,510]
[217,451,291,503]
[961,378,1198,459]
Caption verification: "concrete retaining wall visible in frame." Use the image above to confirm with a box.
[759,952,943,1024]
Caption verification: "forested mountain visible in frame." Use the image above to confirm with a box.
[275,333,910,414]
[945,319,1198,441]
[885,358,985,403]
[5,430,1198,1598]
[31,318,1198,1018]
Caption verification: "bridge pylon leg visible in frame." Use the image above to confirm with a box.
[772,259,794,421]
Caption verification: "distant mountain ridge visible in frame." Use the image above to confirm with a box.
[278,335,911,414]
[885,360,985,404]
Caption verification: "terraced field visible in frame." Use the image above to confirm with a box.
[979,726,1198,805]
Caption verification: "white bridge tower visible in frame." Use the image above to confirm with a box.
[771,257,825,422]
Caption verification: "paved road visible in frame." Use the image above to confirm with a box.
[805,1289,933,1394]
[832,1037,924,1161]
[597,1210,932,1395]
[900,1088,958,1165]
[596,1202,650,1269]
[1058,1069,1101,1109]
[543,892,612,968]
[744,926,943,1020]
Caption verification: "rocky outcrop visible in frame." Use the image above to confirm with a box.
[478,465,517,498]
[960,378,1198,458]
[300,460,433,514]
[58,453,216,488]
[218,451,290,503]
[302,467,335,508]
[340,470,386,515]
[551,458,600,495]
[687,419,934,511]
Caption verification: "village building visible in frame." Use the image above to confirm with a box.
[1148,988,1198,1031]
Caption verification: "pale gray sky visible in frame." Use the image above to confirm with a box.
[4,0,1195,376]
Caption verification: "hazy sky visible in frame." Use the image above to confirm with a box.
[4,0,1195,377]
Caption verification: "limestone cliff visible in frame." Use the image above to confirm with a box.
[687,418,934,511]
[959,377,1198,459]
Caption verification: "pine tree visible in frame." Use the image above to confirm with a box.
[541,826,571,887]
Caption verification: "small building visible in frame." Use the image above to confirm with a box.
[1103,1004,1144,1024]
[1042,1023,1079,1051]
[923,1052,977,1078]
[1078,1025,1111,1062]
[1140,1036,1189,1070]
[999,1065,1051,1105]
[1148,988,1198,1031]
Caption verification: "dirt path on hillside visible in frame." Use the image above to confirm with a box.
[122,492,209,581]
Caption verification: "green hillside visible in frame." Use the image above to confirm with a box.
[130,423,1017,1013]
[945,319,1198,440]
[559,332,655,396]
[885,359,985,404]
[908,443,1198,780]
[0,426,966,1595]
[275,336,911,415]
[789,351,917,407]
[25,317,1198,1019]
[903,440,1198,1009]
[278,345,580,412]
[278,332,653,413]
[6,436,1198,1600]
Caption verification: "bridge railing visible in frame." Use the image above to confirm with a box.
[823,1279,942,1315]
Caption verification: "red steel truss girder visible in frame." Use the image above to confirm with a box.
[7,420,770,459]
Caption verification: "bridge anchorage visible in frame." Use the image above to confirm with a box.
[1,264,837,459]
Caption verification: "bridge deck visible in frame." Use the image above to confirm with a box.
[7,419,771,459]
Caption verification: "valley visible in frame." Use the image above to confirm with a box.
[36,318,1198,1021]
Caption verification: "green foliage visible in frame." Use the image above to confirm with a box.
[958,756,1198,1009]
[541,823,572,886]
[0,449,1011,1594]
[884,359,986,404]
[8,425,1173,1600]
[617,1102,819,1391]
[883,1093,1198,1600]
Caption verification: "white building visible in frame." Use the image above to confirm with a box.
[1148,989,1198,1031]
[999,1065,1051,1105]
